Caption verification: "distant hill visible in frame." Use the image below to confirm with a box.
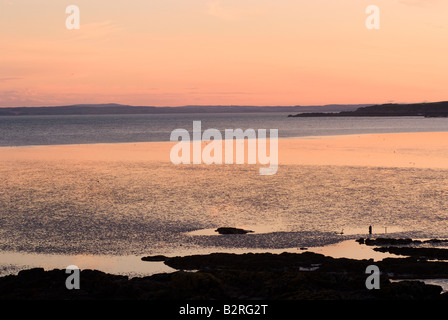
[0,103,368,116]
[289,101,448,118]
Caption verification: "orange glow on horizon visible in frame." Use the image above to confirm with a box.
[1,0,447,107]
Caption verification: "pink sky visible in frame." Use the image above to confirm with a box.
[1,0,447,107]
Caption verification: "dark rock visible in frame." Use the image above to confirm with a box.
[361,237,448,247]
[163,251,334,271]
[374,246,448,260]
[1,251,448,300]
[425,239,448,244]
[364,238,414,246]
[215,227,254,234]
[379,257,448,279]
[141,255,169,262]
[378,281,443,300]
[17,268,45,278]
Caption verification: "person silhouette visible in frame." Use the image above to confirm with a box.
[369,225,372,235]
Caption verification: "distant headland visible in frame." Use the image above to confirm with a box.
[288,101,448,118]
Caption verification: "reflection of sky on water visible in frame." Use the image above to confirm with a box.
[1,159,447,258]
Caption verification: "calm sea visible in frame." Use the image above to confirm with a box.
[2,113,448,277]
[2,113,448,146]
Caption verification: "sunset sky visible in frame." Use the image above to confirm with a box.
[1,0,447,107]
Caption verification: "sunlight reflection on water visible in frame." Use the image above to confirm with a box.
[1,161,447,258]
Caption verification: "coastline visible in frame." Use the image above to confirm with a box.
[2,238,448,300]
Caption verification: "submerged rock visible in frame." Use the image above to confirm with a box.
[215,227,254,235]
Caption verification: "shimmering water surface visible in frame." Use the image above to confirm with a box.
[1,113,448,276]
[1,160,448,273]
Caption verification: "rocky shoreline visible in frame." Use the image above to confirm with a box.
[1,238,448,300]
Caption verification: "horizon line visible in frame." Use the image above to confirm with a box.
[1,101,440,109]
